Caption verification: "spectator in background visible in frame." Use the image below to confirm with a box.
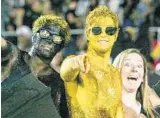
[120,0,140,27]
[5,22,17,45]
[65,0,82,29]
[6,6,18,30]
[16,25,32,52]
[50,0,64,15]
[108,0,122,14]
[4,6,18,45]
[63,0,83,59]
[88,0,99,11]
[42,0,53,15]
[75,0,89,18]
[22,0,41,28]
[107,0,125,26]
[153,5,160,26]
[131,0,152,27]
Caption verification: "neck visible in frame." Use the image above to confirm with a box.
[38,56,52,65]
[87,45,111,68]
[122,89,138,108]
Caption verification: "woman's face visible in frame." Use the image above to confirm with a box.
[121,53,144,93]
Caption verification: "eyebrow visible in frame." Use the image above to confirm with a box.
[124,59,143,62]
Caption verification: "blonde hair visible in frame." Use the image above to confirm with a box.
[85,5,119,30]
[32,14,71,45]
[113,48,155,118]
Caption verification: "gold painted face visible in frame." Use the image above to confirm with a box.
[87,16,119,53]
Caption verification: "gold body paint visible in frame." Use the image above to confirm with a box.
[60,5,124,118]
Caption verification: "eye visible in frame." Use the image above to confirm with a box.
[92,27,102,35]
[137,64,143,68]
[53,36,63,44]
[105,27,117,35]
[123,62,130,67]
[39,30,50,38]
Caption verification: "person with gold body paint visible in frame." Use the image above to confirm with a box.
[60,5,124,118]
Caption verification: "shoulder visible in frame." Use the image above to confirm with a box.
[62,55,77,64]
[123,104,137,117]
[64,55,76,59]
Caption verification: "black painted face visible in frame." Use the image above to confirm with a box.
[37,25,65,58]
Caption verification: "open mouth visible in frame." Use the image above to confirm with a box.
[127,77,138,81]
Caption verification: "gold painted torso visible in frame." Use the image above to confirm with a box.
[65,61,122,118]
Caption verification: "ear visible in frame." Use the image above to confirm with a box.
[85,29,90,41]
[140,78,143,83]
[114,28,120,42]
[32,33,39,43]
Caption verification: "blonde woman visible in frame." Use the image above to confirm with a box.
[113,48,160,118]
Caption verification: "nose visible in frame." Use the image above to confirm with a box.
[131,65,137,72]
[46,38,52,43]
[100,29,107,37]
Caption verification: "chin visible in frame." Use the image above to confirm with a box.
[45,55,52,58]
[41,50,55,57]
[96,47,111,54]
[40,52,52,58]
[127,88,137,93]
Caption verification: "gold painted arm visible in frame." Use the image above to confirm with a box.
[60,54,87,82]
[60,55,80,82]
[116,71,124,118]
[116,101,124,118]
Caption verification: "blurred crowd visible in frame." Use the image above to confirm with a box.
[1,0,160,73]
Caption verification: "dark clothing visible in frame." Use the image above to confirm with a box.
[154,106,160,116]
[148,71,160,97]
[153,81,160,97]
[37,67,69,118]
[1,42,60,118]
[1,73,60,118]
[147,72,160,117]
[140,106,148,118]
[5,36,17,46]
